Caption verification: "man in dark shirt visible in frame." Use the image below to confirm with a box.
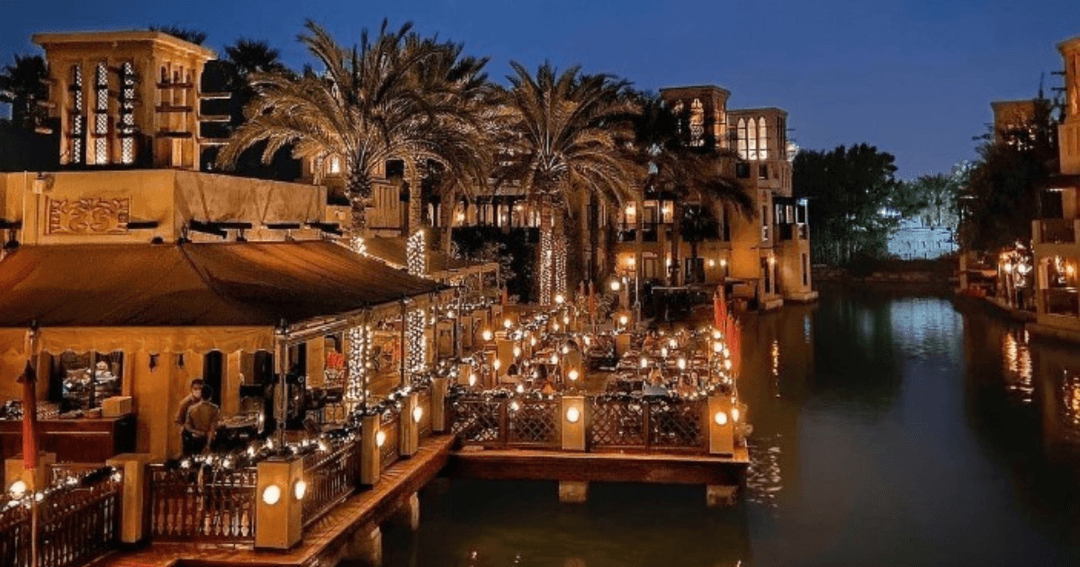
[183,384,220,455]
[176,379,204,456]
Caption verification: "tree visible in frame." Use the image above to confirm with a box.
[793,144,903,265]
[149,25,208,45]
[217,20,492,234]
[959,96,1060,253]
[900,173,960,228]
[0,54,49,132]
[626,93,753,285]
[493,62,641,304]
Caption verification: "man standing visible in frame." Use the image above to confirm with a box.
[175,379,204,456]
[183,384,220,455]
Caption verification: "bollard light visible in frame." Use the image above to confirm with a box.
[8,480,27,499]
[412,405,424,423]
[714,411,728,426]
[566,407,581,423]
[610,280,621,292]
[513,346,522,358]
[677,358,687,370]
[293,480,307,501]
[262,484,282,506]
[504,318,513,329]
[468,373,478,387]
[376,430,387,448]
[731,408,740,422]
[568,369,579,382]
[619,315,629,326]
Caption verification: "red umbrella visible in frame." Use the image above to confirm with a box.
[18,360,38,471]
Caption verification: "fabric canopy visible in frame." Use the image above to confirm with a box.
[362,236,482,275]
[0,240,445,328]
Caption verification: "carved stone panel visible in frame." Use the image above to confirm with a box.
[46,197,130,235]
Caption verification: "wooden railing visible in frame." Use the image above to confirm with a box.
[450,397,562,450]
[0,468,121,567]
[149,465,257,544]
[38,472,122,567]
[448,395,708,453]
[301,439,358,528]
[380,411,401,473]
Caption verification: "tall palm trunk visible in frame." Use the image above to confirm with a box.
[346,165,372,235]
[438,197,457,256]
[407,163,422,237]
[537,199,555,305]
[669,201,682,286]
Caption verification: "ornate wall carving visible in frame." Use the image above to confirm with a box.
[46,197,130,235]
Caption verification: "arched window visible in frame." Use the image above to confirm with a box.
[747,118,758,160]
[758,116,769,160]
[736,118,747,160]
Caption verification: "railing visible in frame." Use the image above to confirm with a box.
[590,397,707,452]
[1044,288,1080,317]
[38,473,122,567]
[0,498,31,567]
[301,439,358,528]
[447,395,708,453]
[1039,219,1077,244]
[49,463,107,484]
[0,469,122,567]
[450,397,562,450]
[149,465,257,544]
[380,411,401,472]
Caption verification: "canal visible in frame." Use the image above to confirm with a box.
[366,288,1080,566]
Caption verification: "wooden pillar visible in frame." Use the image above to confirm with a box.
[400,392,419,457]
[255,457,304,549]
[223,350,242,416]
[708,396,735,457]
[306,337,326,388]
[431,377,448,432]
[359,414,381,486]
[560,396,586,452]
[106,453,152,544]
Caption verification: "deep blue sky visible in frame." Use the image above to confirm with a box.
[3,0,1078,178]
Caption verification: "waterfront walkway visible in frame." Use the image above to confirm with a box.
[93,435,455,567]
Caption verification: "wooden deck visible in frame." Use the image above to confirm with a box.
[91,435,455,567]
[444,446,750,486]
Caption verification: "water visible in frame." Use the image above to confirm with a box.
[366,288,1080,566]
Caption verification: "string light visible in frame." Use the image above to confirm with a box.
[407,230,427,276]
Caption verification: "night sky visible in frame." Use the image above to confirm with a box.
[3,0,1079,178]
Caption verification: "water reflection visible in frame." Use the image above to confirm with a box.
[374,290,1080,567]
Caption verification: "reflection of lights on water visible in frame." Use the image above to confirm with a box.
[803,315,812,345]
[1061,371,1080,434]
[1002,331,1033,402]
[771,339,781,398]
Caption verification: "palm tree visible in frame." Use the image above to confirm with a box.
[494,62,641,305]
[627,93,752,286]
[218,20,492,235]
[0,54,49,132]
[148,25,208,45]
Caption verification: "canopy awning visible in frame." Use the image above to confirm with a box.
[0,240,446,329]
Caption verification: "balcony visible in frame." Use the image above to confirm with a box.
[1035,218,1080,244]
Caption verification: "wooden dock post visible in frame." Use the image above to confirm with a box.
[105,453,152,544]
[401,392,420,457]
[560,395,586,452]
[708,396,735,457]
[359,414,381,485]
[431,377,448,432]
[255,457,304,549]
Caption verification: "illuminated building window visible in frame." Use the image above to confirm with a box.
[689,98,705,146]
[69,65,84,164]
[758,117,769,159]
[748,118,758,160]
[328,155,341,174]
[736,118,747,159]
[94,63,109,164]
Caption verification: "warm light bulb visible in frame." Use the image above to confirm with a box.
[678,358,687,370]
[669,338,677,349]
[619,315,629,326]
[640,357,648,369]
[661,347,669,358]
[713,342,723,353]
[494,359,502,371]
[412,405,423,423]
[714,412,728,426]
[469,373,478,387]
[553,323,560,331]
[293,480,307,501]
[262,485,282,505]
[513,346,522,358]
[516,383,525,393]
[568,369,579,382]
[709,259,716,267]
[712,330,722,340]
[504,318,513,329]
[610,280,621,292]
[510,401,520,412]
[8,480,27,499]
[482,330,493,341]
[563,315,570,325]
[376,430,387,447]
[731,408,740,422]
[555,294,565,305]
[566,407,581,423]
[550,354,559,365]
[561,345,569,355]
